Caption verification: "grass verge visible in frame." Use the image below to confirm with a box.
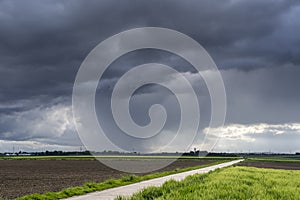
[16,159,232,200]
[247,157,300,163]
[118,166,300,200]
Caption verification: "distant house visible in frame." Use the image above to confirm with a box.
[5,153,17,156]
[19,153,32,156]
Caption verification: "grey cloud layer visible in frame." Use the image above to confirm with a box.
[0,0,299,151]
[1,0,299,102]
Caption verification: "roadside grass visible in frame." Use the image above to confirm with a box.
[16,159,231,200]
[118,166,300,200]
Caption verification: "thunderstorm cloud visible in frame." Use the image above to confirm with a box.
[0,0,299,153]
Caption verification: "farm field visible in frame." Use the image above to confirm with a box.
[119,166,300,200]
[0,157,229,199]
[237,157,300,170]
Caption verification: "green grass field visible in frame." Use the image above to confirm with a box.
[247,157,300,163]
[118,166,300,200]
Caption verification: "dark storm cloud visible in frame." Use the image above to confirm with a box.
[0,0,300,151]
[222,64,300,124]
[1,0,299,102]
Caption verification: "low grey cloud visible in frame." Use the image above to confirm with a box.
[206,123,300,153]
[0,0,299,152]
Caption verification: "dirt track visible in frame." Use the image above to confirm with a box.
[0,159,215,199]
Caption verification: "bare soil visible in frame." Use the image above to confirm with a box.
[0,159,215,199]
[237,160,300,170]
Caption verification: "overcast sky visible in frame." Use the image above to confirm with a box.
[0,0,299,153]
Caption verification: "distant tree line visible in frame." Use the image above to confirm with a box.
[0,150,91,156]
[1,150,299,157]
[35,150,92,156]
